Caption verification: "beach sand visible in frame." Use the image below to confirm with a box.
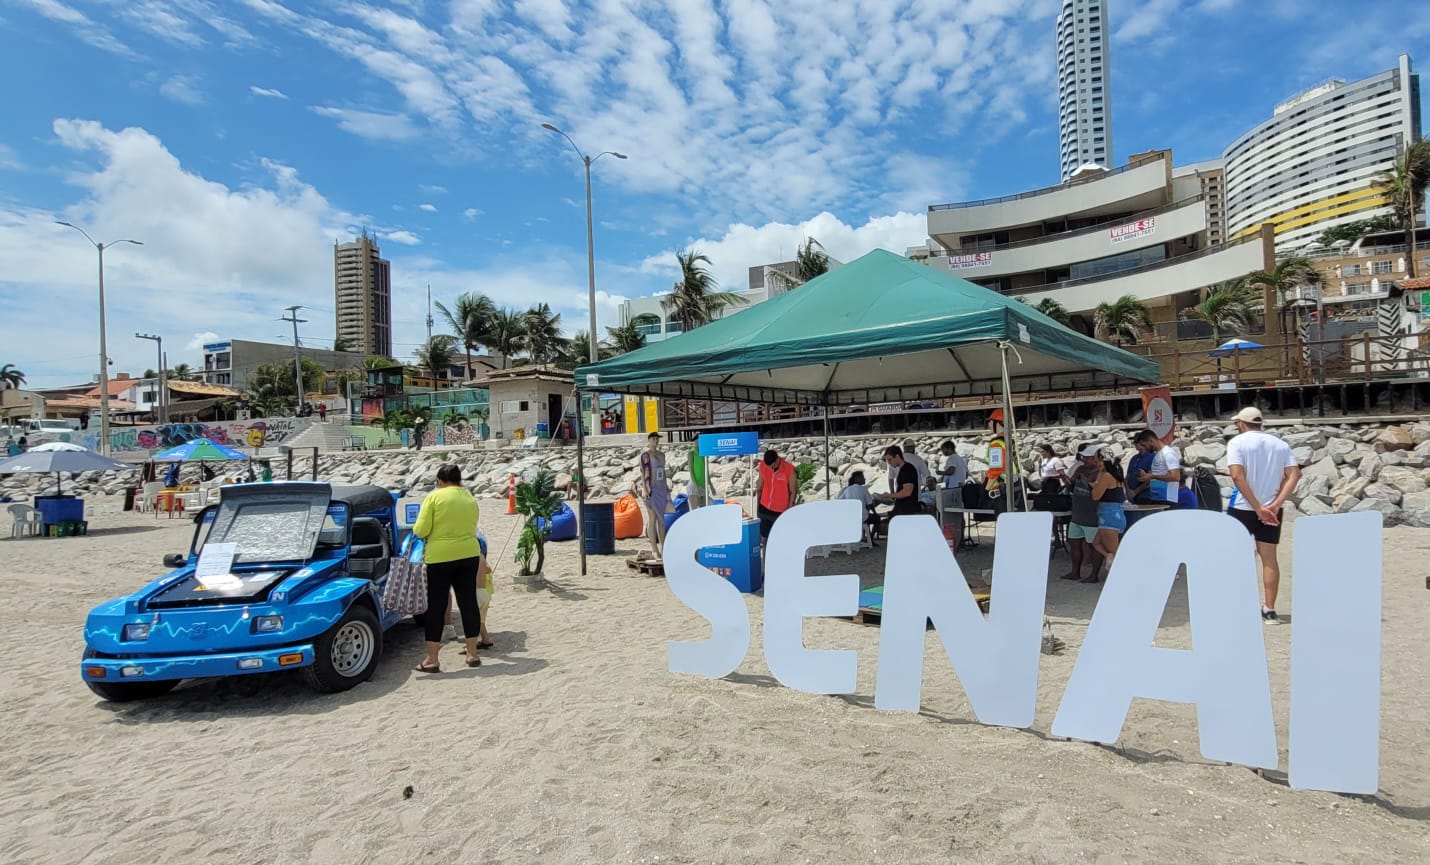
[2,500,1427,864]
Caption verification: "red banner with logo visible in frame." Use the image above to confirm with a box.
[1140,386,1175,442]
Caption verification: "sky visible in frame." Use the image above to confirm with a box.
[0,0,1426,387]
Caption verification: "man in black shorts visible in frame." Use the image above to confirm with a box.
[1225,407,1300,623]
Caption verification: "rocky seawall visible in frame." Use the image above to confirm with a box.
[9,421,1430,527]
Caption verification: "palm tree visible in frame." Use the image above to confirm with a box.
[1190,280,1261,345]
[332,335,356,353]
[1094,294,1154,346]
[167,363,194,381]
[1,363,27,390]
[1246,256,1322,341]
[561,329,608,367]
[435,292,496,381]
[440,409,469,428]
[795,237,831,282]
[524,302,566,365]
[361,355,396,370]
[414,335,458,384]
[1019,297,1073,325]
[1372,139,1430,278]
[663,249,746,332]
[487,308,528,368]
[605,317,651,354]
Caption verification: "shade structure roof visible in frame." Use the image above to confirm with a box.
[575,249,1159,406]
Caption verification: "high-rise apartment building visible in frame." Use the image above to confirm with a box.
[1056,0,1113,181]
[334,232,392,358]
[1223,54,1422,251]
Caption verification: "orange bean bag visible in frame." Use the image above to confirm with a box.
[614,493,644,539]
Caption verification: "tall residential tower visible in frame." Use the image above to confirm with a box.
[333,232,392,359]
[1056,0,1113,181]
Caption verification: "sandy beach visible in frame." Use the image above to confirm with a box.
[2,499,1427,865]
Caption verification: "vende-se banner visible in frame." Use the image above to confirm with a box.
[1110,216,1157,243]
[946,251,992,270]
[1140,385,1175,442]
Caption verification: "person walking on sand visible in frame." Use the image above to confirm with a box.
[638,432,671,558]
[1225,407,1301,624]
[412,464,484,671]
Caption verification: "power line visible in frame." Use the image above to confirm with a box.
[280,305,308,406]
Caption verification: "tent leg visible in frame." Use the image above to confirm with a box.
[575,388,588,577]
[822,409,832,500]
[999,342,1030,512]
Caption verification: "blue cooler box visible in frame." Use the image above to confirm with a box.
[35,495,84,529]
[697,517,762,593]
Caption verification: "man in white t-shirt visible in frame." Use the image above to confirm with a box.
[1226,406,1301,624]
[939,440,968,488]
[1133,429,1182,505]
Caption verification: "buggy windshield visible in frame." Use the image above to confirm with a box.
[201,484,332,564]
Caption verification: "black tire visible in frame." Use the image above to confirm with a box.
[82,650,180,702]
[301,603,383,693]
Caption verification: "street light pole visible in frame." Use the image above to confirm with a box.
[136,332,164,423]
[282,306,308,413]
[56,222,142,455]
[540,122,627,367]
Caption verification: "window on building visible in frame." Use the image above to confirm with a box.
[1343,263,1362,276]
[1345,282,1371,295]
[1372,260,1393,274]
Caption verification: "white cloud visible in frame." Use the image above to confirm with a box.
[0,119,360,386]
[185,331,220,352]
[0,144,23,170]
[418,203,437,212]
[159,74,204,105]
[11,0,138,57]
[249,85,288,99]
[309,106,421,141]
[385,229,422,245]
[419,184,447,194]
[462,207,482,220]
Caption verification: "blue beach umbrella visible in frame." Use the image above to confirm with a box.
[1209,338,1264,358]
[152,437,250,462]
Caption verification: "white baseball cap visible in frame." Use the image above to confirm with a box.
[1232,407,1264,424]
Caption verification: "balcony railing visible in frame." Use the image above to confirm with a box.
[929,159,1151,211]
[1003,232,1263,297]
[930,194,1205,256]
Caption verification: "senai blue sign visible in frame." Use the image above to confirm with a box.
[697,432,760,457]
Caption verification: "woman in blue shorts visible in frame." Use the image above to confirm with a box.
[1065,444,1125,584]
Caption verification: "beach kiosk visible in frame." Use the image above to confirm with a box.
[693,431,762,593]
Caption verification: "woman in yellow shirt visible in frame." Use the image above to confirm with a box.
[412,464,483,672]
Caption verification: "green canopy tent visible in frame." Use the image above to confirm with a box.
[569,249,1160,569]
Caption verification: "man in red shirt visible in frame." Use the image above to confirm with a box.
[755,448,797,544]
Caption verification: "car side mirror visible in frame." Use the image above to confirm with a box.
[163,553,187,569]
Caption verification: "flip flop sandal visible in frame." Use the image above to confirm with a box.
[414,661,441,673]
[477,641,495,649]
[466,657,482,668]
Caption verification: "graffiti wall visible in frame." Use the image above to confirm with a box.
[95,418,309,454]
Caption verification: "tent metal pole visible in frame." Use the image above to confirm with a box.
[998,342,1030,512]
[574,387,588,577]
[822,405,832,500]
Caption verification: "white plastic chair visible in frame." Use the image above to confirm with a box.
[179,491,204,511]
[137,482,164,513]
[8,504,41,538]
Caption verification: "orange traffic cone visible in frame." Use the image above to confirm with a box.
[506,473,517,515]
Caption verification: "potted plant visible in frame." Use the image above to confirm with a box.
[513,468,562,588]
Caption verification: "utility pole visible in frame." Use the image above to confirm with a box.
[282,305,308,413]
[425,283,433,347]
[136,333,164,423]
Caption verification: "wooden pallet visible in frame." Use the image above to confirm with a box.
[627,556,665,576]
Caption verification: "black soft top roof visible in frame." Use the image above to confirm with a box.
[216,481,394,516]
[331,484,396,516]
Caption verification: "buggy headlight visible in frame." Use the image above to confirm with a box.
[122,623,151,641]
[252,615,284,633]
